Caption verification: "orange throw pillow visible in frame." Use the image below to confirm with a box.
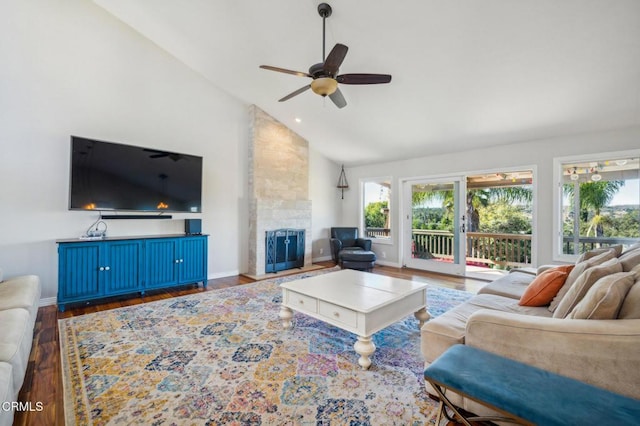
[519,268,571,307]
[550,264,575,275]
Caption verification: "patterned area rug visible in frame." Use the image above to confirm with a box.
[60,268,473,425]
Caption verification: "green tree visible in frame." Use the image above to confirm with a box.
[412,186,532,232]
[565,181,625,237]
[412,207,445,229]
[479,203,532,234]
[613,210,640,238]
[364,201,388,228]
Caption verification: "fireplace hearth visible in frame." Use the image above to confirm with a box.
[265,229,305,273]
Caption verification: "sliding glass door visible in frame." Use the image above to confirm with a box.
[403,177,467,275]
[403,169,534,277]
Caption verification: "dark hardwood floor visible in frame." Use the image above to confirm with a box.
[14,262,488,425]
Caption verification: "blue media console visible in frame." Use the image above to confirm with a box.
[57,234,208,311]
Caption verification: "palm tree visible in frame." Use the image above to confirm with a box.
[413,186,532,232]
[565,181,625,237]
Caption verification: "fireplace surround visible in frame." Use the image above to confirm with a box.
[247,106,312,276]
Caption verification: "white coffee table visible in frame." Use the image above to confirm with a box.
[279,269,430,369]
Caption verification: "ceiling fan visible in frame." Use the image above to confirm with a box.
[259,2,391,109]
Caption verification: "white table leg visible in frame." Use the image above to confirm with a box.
[414,307,430,328]
[279,305,293,329]
[354,336,376,370]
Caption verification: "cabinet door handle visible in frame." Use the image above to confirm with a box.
[175,259,180,263]
[105,266,110,271]
[99,267,105,271]
[180,259,184,263]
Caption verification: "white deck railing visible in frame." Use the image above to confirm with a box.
[365,228,637,269]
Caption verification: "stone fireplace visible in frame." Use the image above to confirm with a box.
[247,105,312,276]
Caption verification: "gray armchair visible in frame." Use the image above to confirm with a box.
[330,227,376,271]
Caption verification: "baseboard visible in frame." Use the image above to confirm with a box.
[208,270,240,280]
[39,297,57,307]
[374,259,402,268]
[37,274,236,308]
[39,267,336,307]
[312,255,333,262]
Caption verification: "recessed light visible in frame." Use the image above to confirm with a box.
[295,117,302,123]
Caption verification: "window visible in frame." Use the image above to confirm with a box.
[362,178,392,241]
[555,152,640,260]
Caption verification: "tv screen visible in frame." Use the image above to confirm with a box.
[69,136,203,213]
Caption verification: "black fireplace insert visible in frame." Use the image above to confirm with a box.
[265,229,305,273]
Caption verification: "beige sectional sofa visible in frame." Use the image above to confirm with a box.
[421,244,640,417]
[0,274,41,426]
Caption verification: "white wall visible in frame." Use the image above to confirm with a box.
[309,152,343,262]
[0,0,339,302]
[343,126,640,267]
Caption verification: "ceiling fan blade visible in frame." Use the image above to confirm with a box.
[279,85,312,102]
[323,43,348,76]
[329,88,347,109]
[337,73,392,84]
[260,65,312,78]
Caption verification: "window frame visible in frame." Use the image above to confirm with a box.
[552,149,640,262]
[360,176,393,245]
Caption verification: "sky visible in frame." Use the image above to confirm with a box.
[364,182,390,205]
[610,179,639,206]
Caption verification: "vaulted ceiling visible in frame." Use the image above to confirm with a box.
[94,0,640,165]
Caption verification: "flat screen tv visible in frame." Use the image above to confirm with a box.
[69,136,203,213]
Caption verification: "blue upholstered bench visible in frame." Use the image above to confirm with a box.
[424,344,640,426]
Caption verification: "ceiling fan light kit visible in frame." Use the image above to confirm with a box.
[259,2,391,108]
[311,77,338,96]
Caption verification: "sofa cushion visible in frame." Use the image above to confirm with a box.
[618,265,640,319]
[568,272,636,319]
[510,267,537,276]
[421,294,551,363]
[618,249,640,272]
[621,243,640,255]
[477,271,535,300]
[519,269,570,307]
[0,308,34,399]
[553,258,622,318]
[619,283,640,319]
[576,245,623,263]
[0,362,14,425]
[549,249,617,313]
[0,275,41,320]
